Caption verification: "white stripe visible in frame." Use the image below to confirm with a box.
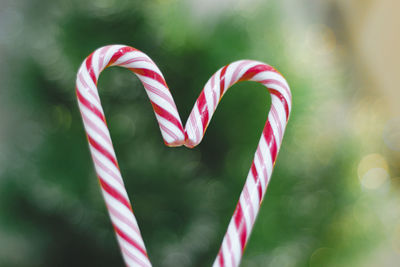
[125,59,161,72]
[106,201,145,249]
[236,60,260,81]
[77,86,102,113]
[85,120,116,157]
[76,76,101,107]
[272,97,287,136]
[154,113,185,140]
[92,152,123,186]
[116,235,151,267]
[185,120,197,145]
[143,86,180,120]
[79,103,111,140]
[93,158,128,199]
[120,251,143,267]
[77,73,103,110]
[203,79,215,116]
[242,178,256,226]
[160,129,175,145]
[96,46,110,72]
[109,209,144,249]
[253,155,267,196]
[102,189,140,230]
[113,50,144,65]
[212,69,222,100]
[210,74,219,110]
[104,45,125,66]
[113,50,148,64]
[264,82,292,111]
[89,144,123,182]
[80,64,98,92]
[224,62,239,90]
[228,60,247,85]
[135,74,180,118]
[193,103,204,143]
[221,240,232,267]
[227,222,241,266]
[76,75,99,103]
[253,70,290,90]
[258,135,273,181]
[238,194,251,243]
[91,49,101,78]
[268,112,281,146]
[246,171,260,218]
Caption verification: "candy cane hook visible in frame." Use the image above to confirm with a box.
[76,45,291,267]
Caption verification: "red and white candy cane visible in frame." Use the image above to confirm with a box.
[76,45,185,267]
[76,45,291,267]
[185,61,291,267]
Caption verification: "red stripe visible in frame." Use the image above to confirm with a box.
[92,153,123,187]
[234,203,243,229]
[97,46,112,72]
[269,89,290,121]
[119,56,152,66]
[107,46,137,66]
[263,121,278,163]
[256,147,269,188]
[78,73,100,104]
[238,64,277,82]
[106,202,139,235]
[98,175,131,210]
[197,91,209,133]
[159,123,179,141]
[142,81,176,108]
[87,134,119,168]
[230,60,250,85]
[151,101,184,132]
[76,88,106,123]
[130,68,167,87]
[113,224,148,257]
[238,224,247,252]
[243,186,255,224]
[261,78,291,103]
[210,73,218,108]
[120,245,149,267]
[251,163,263,203]
[226,234,236,267]
[85,53,97,85]
[218,250,225,266]
[81,111,112,147]
[234,203,247,251]
[270,106,282,140]
[219,65,229,98]
[190,111,201,144]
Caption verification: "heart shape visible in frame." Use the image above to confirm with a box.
[76,45,291,267]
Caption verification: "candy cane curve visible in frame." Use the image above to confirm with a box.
[185,60,292,267]
[76,45,291,267]
[76,45,185,267]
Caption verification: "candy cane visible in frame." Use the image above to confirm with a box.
[76,45,185,267]
[76,45,291,267]
[185,61,291,266]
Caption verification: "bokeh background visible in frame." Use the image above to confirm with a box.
[0,0,399,266]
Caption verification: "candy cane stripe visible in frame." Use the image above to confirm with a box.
[76,45,291,266]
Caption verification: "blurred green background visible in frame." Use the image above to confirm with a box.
[0,0,399,266]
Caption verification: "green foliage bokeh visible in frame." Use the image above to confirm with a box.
[0,1,385,266]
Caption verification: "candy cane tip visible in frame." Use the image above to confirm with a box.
[164,140,185,147]
[184,143,196,149]
[183,137,198,149]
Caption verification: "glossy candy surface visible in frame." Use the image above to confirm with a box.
[76,45,291,267]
